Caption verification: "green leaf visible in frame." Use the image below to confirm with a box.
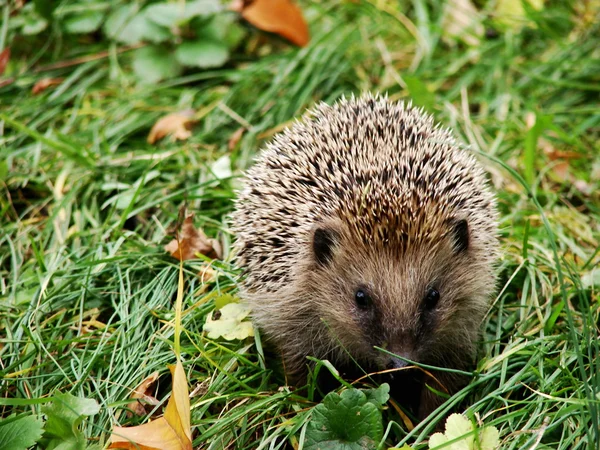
[363,383,390,408]
[107,9,171,45]
[63,11,105,34]
[196,12,246,48]
[41,392,99,446]
[305,388,384,450]
[22,15,48,35]
[0,415,44,450]
[203,303,254,340]
[131,46,183,84]
[145,0,222,28]
[103,5,137,41]
[175,40,229,68]
[403,75,435,112]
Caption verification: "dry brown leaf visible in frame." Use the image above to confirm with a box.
[126,371,160,418]
[0,48,10,75]
[32,77,64,95]
[546,149,582,161]
[110,361,191,450]
[198,264,217,284]
[552,161,570,182]
[164,213,222,261]
[228,127,245,151]
[239,0,310,47]
[147,110,196,144]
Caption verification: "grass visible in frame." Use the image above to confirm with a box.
[1,1,599,448]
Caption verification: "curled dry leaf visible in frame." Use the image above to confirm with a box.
[238,0,310,47]
[32,77,64,95]
[164,213,222,261]
[126,371,160,418]
[147,110,196,144]
[228,127,245,151]
[110,360,191,450]
[0,48,10,75]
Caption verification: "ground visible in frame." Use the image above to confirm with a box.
[1,1,599,449]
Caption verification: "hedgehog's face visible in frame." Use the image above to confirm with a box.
[307,217,494,377]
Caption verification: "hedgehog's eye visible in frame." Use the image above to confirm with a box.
[355,288,371,310]
[424,287,440,310]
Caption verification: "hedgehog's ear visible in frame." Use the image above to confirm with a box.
[450,219,469,253]
[312,225,340,266]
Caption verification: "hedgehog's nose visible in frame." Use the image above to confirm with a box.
[386,357,409,371]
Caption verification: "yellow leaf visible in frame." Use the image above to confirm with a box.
[495,0,545,31]
[109,361,192,450]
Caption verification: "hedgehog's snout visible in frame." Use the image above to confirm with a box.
[386,356,409,369]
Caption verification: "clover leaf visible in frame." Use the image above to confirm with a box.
[305,385,389,450]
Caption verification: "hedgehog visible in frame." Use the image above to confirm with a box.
[231,94,499,418]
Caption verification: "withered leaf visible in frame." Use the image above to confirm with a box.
[147,110,196,144]
[126,371,160,418]
[0,47,10,75]
[32,77,64,95]
[164,214,222,261]
[110,361,191,450]
[228,127,245,151]
[239,0,310,47]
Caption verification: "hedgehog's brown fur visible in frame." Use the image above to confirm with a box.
[231,94,498,417]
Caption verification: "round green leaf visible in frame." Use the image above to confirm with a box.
[175,40,228,68]
[146,0,222,28]
[132,46,183,84]
[63,11,105,34]
[22,15,48,35]
[104,5,171,44]
[103,4,136,40]
[305,388,384,450]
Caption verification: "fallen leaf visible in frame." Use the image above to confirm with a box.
[198,264,217,283]
[228,127,245,150]
[552,161,570,182]
[238,0,310,47]
[31,77,64,94]
[573,179,592,196]
[210,154,232,179]
[164,213,222,261]
[203,302,254,340]
[147,110,196,144]
[110,360,192,450]
[494,0,545,31]
[428,413,499,450]
[126,371,160,418]
[0,48,10,75]
[441,0,484,46]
